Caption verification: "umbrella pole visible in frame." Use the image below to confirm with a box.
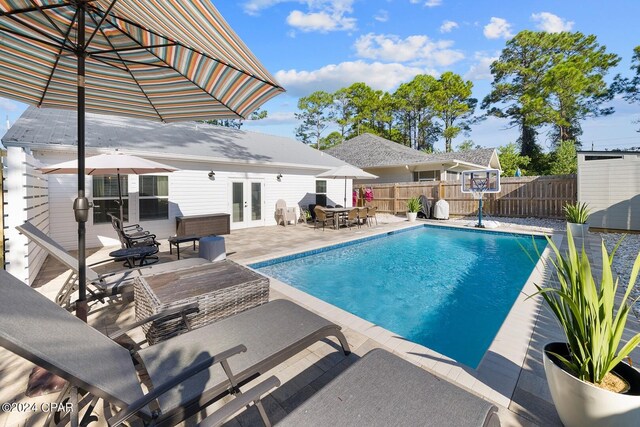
[344,178,347,207]
[73,5,89,322]
[117,170,124,227]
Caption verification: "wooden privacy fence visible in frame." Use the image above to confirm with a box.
[357,175,576,219]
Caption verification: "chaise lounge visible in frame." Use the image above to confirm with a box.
[0,270,351,426]
[201,348,500,427]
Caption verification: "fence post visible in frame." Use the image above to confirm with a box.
[393,183,399,214]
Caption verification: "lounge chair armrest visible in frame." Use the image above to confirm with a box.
[108,344,248,426]
[108,302,199,340]
[199,376,281,427]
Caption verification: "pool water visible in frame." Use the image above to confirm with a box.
[254,225,546,368]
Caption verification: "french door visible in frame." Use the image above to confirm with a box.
[229,179,264,229]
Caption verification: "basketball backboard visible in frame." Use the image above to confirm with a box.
[461,169,500,194]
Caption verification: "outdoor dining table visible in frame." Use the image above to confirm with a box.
[324,207,350,229]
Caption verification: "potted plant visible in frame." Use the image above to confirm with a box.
[406,196,422,222]
[532,227,640,426]
[564,201,591,239]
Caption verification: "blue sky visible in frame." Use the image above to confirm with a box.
[2,0,639,151]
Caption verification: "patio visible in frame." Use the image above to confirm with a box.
[1,217,639,426]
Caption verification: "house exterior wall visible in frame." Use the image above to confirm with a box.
[25,149,348,251]
[357,166,413,184]
[4,147,50,284]
[577,152,640,231]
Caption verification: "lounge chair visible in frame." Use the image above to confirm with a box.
[16,221,210,309]
[201,348,499,427]
[0,270,351,426]
[275,199,297,226]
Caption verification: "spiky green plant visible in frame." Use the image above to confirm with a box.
[406,196,422,213]
[532,227,640,384]
[564,202,591,224]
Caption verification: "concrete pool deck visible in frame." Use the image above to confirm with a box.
[1,217,639,426]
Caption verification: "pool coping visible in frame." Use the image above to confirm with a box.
[247,221,559,408]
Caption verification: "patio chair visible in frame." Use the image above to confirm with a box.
[343,208,360,229]
[201,348,499,427]
[275,199,297,226]
[357,206,369,226]
[313,206,334,231]
[0,270,350,427]
[16,221,211,310]
[366,206,378,226]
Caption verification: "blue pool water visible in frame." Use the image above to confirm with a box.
[253,225,546,368]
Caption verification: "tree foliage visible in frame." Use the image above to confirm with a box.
[498,143,531,176]
[483,30,620,154]
[613,46,640,131]
[549,139,578,175]
[295,91,334,147]
[432,72,477,152]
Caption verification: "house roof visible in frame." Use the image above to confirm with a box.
[325,133,497,169]
[2,107,345,169]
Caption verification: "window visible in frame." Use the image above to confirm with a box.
[93,175,128,224]
[315,180,327,206]
[139,176,169,221]
[413,170,439,182]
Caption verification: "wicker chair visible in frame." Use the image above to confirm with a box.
[275,199,297,226]
[314,206,334,230]
[357,207,369,226]
[343,208,360,229]
[366,206,378,226]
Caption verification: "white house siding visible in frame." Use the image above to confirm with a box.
[4,147,50,284]
[578,152,640,231]
[21,151,348,253]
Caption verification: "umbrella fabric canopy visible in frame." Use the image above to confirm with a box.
[38,153,179,224]
[0,0,283,321]
[317,165,378,207]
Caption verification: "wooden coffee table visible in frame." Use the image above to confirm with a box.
[134,260,269,344]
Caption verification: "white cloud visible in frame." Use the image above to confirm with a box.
[243,0,357,32]
[275,61,436,97]
[0,98,19,111]
[464,52,498,81]
[483,17,513,39]
[374,9,389,22]
[531,12,574,33]
[354,33,464,67]
[439,20,459,33]
[409,0,442,6]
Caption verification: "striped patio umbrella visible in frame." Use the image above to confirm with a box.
[0,0,284,320]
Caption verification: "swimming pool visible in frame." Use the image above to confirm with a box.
[252,225,546,368]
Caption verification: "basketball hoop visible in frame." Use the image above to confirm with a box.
[461,170,500,228]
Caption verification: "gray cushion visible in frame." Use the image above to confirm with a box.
[278,348,497,427]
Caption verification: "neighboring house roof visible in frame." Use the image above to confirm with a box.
[325,133,499,170]
[2,106,345,169]
[325,133,431,168]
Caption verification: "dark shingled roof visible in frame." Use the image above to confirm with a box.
[325,133,496,169]
[2,107,345,169]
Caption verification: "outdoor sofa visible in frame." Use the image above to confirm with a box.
[16,221,210,309]
[201,348,500,427]
[0,269,350,426]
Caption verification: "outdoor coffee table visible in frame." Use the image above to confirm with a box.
[134,260,269,344]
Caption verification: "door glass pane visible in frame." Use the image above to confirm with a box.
[251,182,261,221]
[232,182,244,222]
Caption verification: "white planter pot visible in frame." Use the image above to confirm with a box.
[407,212,418,222]
[543,342,640,427]
[566,222,589,239]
